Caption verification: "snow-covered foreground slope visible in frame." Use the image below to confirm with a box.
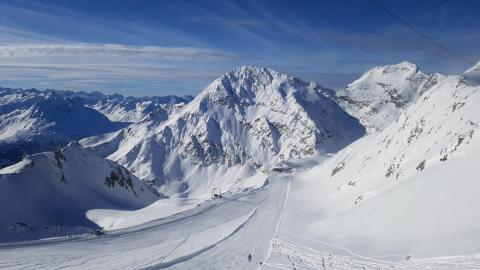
[3,173,480,270]
[82,66,364,197]
[265,233,480,270]
[0,88,125,167]
[336,62,441,132]
[0,142,161,242]
[0,175,290,270]
[278,63,480,258]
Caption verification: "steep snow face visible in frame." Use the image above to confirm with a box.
[0,88,124,168]
[286,64,480,256]
[83,67,364,196]
[0,142,161,242]
[336,62,435,132]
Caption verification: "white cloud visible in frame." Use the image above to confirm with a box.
[0,43,235,61]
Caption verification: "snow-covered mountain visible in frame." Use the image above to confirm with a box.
[335,62,441,132]
[0,88,125,168]
[82,66,365,197]
[59,90,193,123]
[288,62,480,256]
[0,141,161,242]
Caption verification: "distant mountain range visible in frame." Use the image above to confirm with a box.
[0,87,192,167]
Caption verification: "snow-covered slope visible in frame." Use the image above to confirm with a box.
[83,67,365,197]
[336,62,440,132]
[285,62,480,257]
[0,88,125,168]
[0,141,161,242]
[58,90,193,123]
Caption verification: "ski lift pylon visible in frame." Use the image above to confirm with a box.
[212,187,222,199]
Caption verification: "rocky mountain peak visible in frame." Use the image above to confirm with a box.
[202,66,322,110]
[336,62,431,132]
[83,67,364,196]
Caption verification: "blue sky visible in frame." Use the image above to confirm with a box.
[0,0,478,96]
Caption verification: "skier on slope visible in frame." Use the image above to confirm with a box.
[248,254,252,262]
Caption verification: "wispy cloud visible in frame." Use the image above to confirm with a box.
[0,63,225,95]
[0,43,235,61]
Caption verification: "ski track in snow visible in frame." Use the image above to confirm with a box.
[2,173,480,269]
[262,174,480,270]
[264,236,480,270]
[0,175,290,270]
[263,176,291,267]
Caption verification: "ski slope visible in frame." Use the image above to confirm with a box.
[263,174,480,270]
[2,172,480,269]
[0,175,290,270]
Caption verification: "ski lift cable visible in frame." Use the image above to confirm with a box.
[367,0,477,67]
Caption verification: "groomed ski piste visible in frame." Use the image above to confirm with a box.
[0,174,288,270]
[2,172,480,269]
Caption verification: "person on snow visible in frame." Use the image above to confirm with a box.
[248,254,252,262]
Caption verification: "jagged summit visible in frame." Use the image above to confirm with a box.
[0,87,193,168]
[203,66,321,99]
[223,66,279,78]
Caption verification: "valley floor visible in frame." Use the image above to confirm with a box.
[1,173,480,269]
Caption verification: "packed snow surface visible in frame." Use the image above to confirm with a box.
[0,175,290,270]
